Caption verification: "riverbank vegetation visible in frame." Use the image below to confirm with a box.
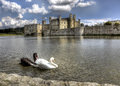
[0,27,24,35]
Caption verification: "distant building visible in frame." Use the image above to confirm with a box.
[42,14,80,30]
[24,24,42,36]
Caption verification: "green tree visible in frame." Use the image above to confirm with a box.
[81,23,84,26]
[104,21,112,25]
[114,22,120,26]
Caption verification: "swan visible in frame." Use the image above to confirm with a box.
[20,53,58,69]
[29,53,58,69]
[36,57,58,69]
[32,57,58,69]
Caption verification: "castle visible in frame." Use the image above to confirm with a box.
[24,14,81,36]
[42,14,80,30]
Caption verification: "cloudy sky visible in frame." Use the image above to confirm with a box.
[0,0,120,29]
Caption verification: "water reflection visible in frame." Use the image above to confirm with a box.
[0,36,120,85]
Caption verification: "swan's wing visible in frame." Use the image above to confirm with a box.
[37,62,56,69]
[35,59,49,65]
[35,59,56,69]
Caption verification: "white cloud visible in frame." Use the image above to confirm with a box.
[0,16,37,28]
[25,0,32,2]
[18,14,23,19]
[80,0,84,2]
[48,0,96,12]
[28,4,48,14]
[0,0,48,16]
[48,0,78,5]
[0,0,26,19]
[77,1,96,7]
[48,0,79,12]
[81,18,112,26]
[0,0,26,14]
[48,5,71,12]
[51,16,57,19]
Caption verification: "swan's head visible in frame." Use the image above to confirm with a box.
[50,57,58,68]
[50,57,55,62]
[33,53,38,62]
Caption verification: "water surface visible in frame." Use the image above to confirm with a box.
[0,36,120,85]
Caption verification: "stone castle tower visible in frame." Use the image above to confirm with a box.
[68,14,80,28]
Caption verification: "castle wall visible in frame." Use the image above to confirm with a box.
[42,27,83,36]
[50,20,59,30]
[42,24,49,30]
[83,25,120,35]
[24,24,37,36]
[24,24,42,36]
[75,21,80,28]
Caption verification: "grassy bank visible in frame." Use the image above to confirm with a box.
[0,33,24,36]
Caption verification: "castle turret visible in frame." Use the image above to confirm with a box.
[69,13,73,28]
[69,13,72,20]
[59,16,61,20]
[73,14,76,27]
[73,14,76,21]
[49,17,52,24]
[59,16,61,29]
[42,20,46,25]
[78,19,80,23]
[42,20,46,30]
[78,19,80,27]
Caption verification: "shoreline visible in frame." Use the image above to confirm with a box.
[0,33,23,36]
[0,72,117,86]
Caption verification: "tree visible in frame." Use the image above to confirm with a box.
[104,21,112,25]
[114,22,120,26]
[81,23,84,26]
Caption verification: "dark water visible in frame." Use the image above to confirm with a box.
[0,36,120,85]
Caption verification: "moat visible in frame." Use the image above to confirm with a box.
[0,36,120,85]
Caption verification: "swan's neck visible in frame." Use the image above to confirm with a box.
[50,59,58,68]
[51,61,58,68]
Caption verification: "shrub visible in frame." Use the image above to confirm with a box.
[114,22,120,26]
[104,21,112,25]
[81,23,84,26]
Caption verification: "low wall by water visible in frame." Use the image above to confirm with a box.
[0,73,117,86]
[42,27,84,36]
[42,25,120,36]
[83,25,120,36]
[25,25,120,36]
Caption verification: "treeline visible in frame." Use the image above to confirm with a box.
[104,21,120,26]
[0,27,24,34]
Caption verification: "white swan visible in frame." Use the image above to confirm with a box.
[32,57,58,69]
